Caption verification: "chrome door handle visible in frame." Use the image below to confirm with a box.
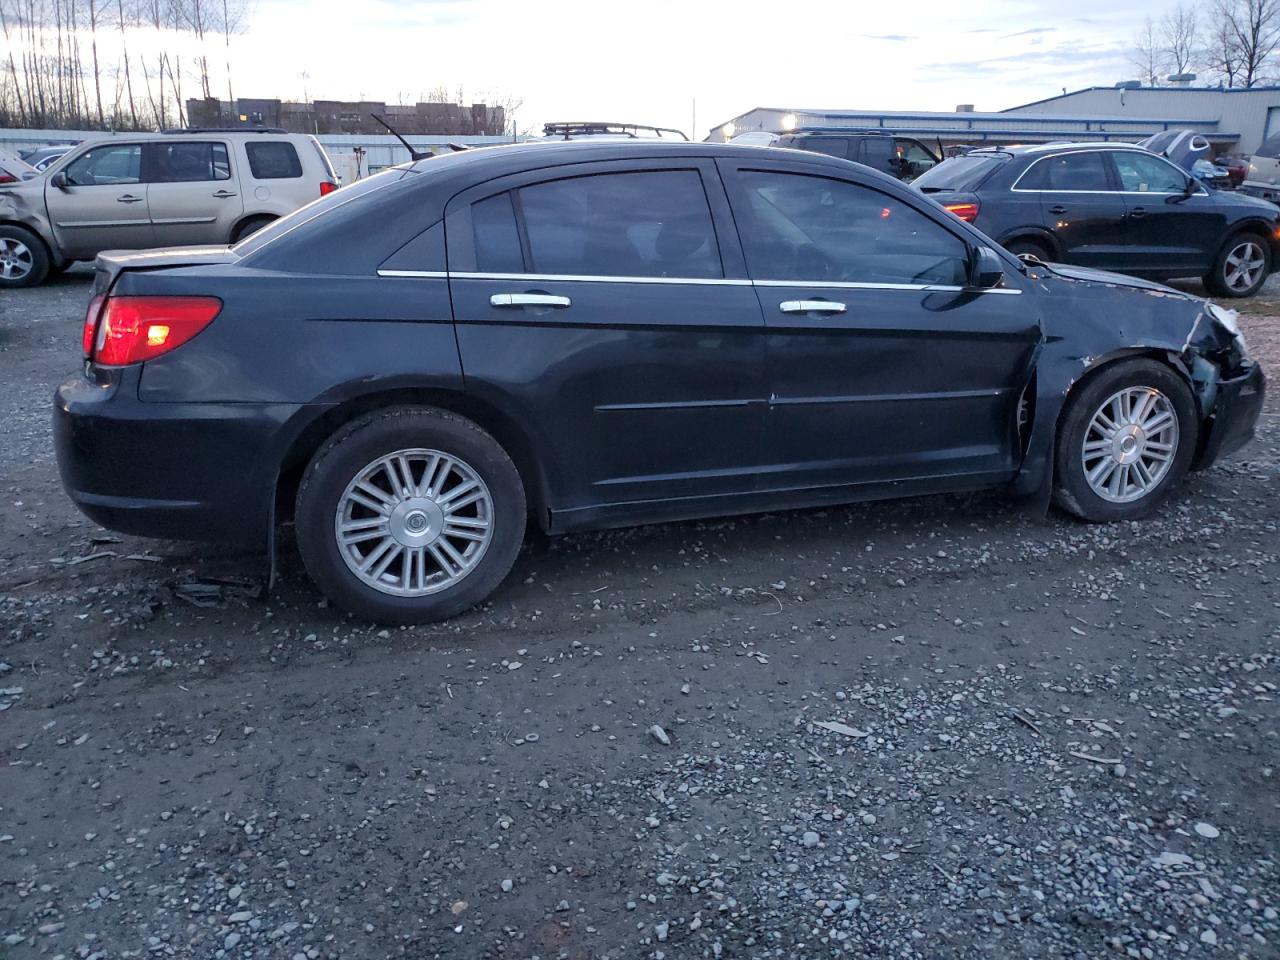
[212,190,238,199]
[490,293,571,309]
[779,300,846,314]
[116,194,144,204]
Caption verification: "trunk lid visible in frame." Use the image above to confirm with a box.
[93,245,239,295]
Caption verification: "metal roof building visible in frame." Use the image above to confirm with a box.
[1002,85,1280,153]
[706,86,1280,153]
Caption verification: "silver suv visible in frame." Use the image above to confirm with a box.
[0,128,338,287]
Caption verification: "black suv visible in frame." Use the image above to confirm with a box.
[775,129,939,182]
[912,142,1280,297]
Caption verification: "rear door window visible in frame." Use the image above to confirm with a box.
[515,170,722,278]
[470,192,524,273]
[245,141,303,179]
[150,141,231,182]
[796,138,851,160]
[858,138,894,171]
[1018,152,1113,191]
[913,154,1005,193]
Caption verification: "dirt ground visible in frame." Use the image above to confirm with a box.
[1,268,1278,960]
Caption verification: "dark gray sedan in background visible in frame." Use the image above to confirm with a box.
[56,141,1264,622]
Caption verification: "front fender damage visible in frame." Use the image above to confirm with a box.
[1012,270,1249,513]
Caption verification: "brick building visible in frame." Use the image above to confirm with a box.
[186,97,506,136]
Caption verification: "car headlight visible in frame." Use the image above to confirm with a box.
[1205,301,1248,358]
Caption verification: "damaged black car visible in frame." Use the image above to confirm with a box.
[54,141,1266,622]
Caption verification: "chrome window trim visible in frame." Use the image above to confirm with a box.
[376,269,1021,294]
[1011,147,1208,197]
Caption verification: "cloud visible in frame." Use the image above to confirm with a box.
[1002,26,1057,38]
[860,33,915,41]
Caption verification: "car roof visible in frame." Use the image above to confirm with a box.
[969,141,1148,157]
[405,138,864,179]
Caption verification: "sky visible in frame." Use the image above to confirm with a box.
[217,0,1172,138]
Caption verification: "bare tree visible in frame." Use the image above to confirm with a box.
[1222,0,1280,86]
[1206,6,1245,85]
[1131,16,1163,86]
[1162,3,1199,76]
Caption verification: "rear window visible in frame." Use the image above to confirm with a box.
[1256,135,1280,159]
[245,141,303,179]
[912,154,1005,192]
[233,167,404,255]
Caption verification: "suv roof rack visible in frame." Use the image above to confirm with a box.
[542,121,689,141]
[161,127,289,135]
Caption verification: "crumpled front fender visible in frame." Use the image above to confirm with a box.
[1012,266,1242,511]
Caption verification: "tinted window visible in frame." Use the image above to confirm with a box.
[381,220,446,272]
[1112,152,1188,193]
[913,154,1005,192]
[518,171,722,278]
[859,138,894,169]
[245,141,303,179]
[796,137,851,159]
[471,192,524,273]
[1018,152,1112,191]
[1256,134,1280,159]
[152,141,230,182]
[732,170,969,286]
[64,144,141,185]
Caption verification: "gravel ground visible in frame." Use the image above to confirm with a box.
[1,267,1278,960]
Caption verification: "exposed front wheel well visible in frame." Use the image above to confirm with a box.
[274,388,550,532]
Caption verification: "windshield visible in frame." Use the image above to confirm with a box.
[912,154,1005,192]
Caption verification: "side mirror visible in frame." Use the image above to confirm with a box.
[1184,176,1197,196]
[49,171,69,190]
[970,246,1004,288]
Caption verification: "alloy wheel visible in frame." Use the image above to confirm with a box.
[1080,386,1179,504]
[1224,240,1265,293]
[334,448,494,596]
[0,237,33,281]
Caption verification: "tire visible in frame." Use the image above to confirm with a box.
[1204,232,1270,298]
[1004,237,1053,262]
[0,224,50,288]
[230,215,276,244]
[1053,359,1198,522]
[295,406,526,623]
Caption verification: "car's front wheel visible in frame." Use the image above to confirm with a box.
[1053,359,1198,522]
[1205,233,1270,297]
[295,407,527,623]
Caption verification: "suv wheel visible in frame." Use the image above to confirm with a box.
[1053,359,1197,522]
[231,215,276,244]
[1205,233,1269,297]
[0,225,49,288]
[295,407,527,623]
[1004,238,1053,262]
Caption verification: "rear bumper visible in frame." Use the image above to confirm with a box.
[53,368,302,544]
[1194,361,1266,469]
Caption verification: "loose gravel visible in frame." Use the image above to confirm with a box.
[0,268,1276,958]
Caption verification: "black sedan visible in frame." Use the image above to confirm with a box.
[55,141,1265,622]
[912,142,1280,297]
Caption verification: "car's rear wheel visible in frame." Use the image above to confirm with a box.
[0,225,49,288]
[1053,359,1198,522]
[1205,233,1269,297]
[232,216,277,244]
[295,407,526,623]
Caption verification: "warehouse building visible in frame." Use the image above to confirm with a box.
[707,84,1280,154]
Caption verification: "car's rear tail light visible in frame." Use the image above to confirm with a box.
[319,181,338,196]
[81,294,106,357]
[0,173,16,184]
[943,201,980,223]
[91,296,222,366]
